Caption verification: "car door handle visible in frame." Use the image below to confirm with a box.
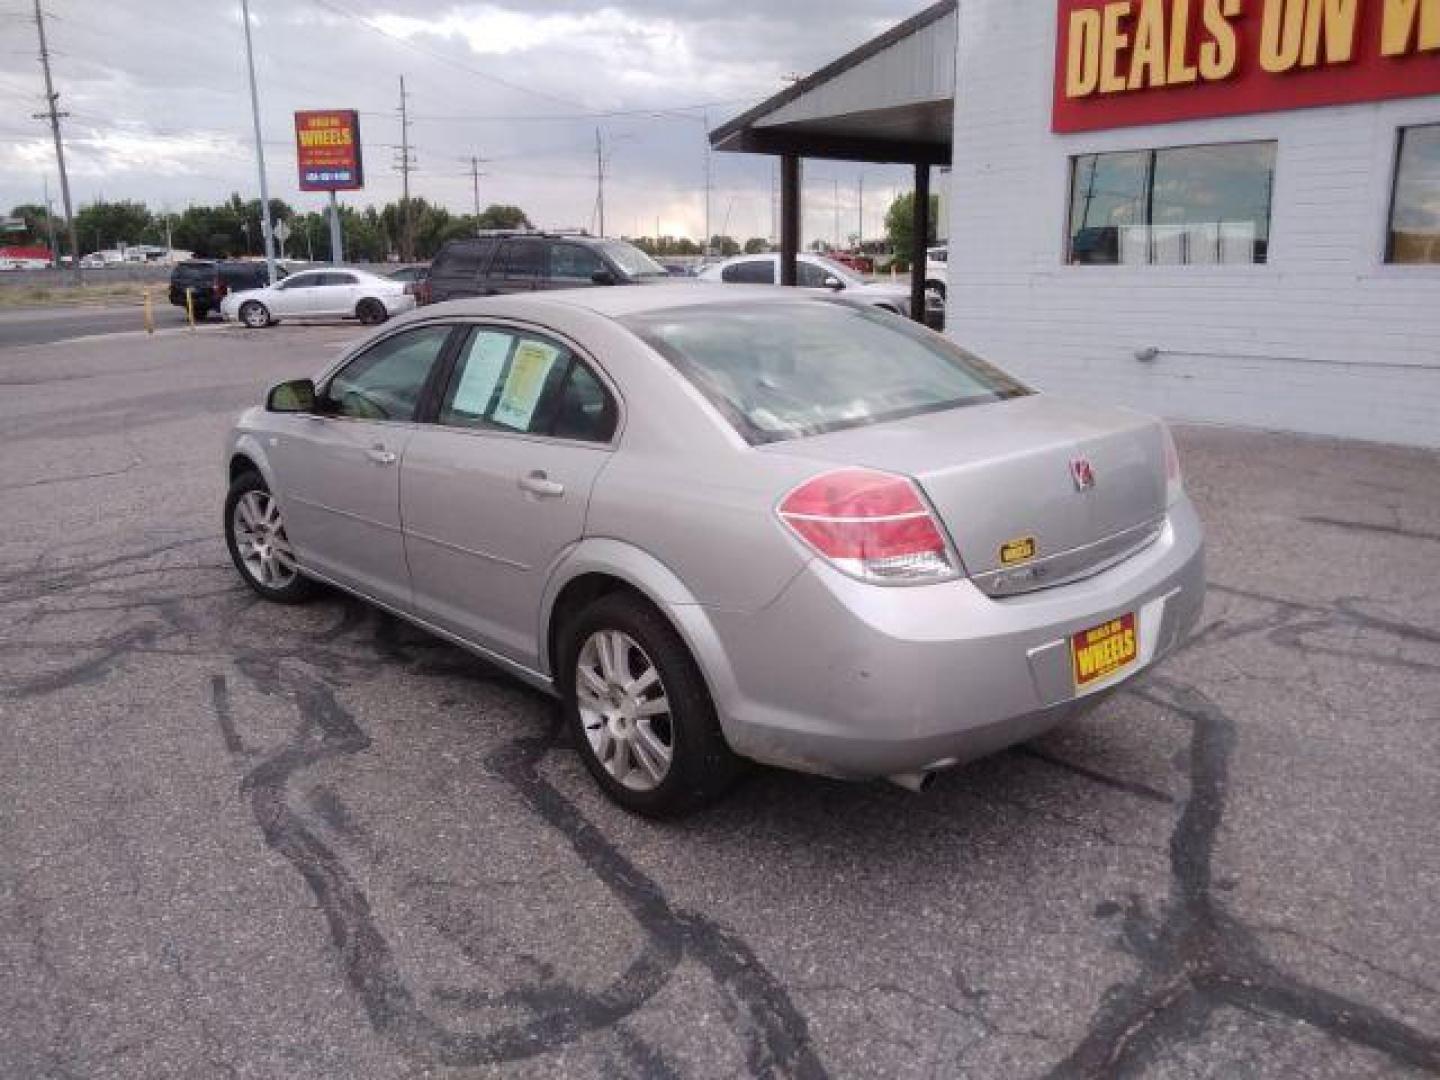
[518,471,564,498]
[366,445,397,466]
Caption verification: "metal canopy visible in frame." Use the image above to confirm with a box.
[709,0,955,166]
[707,0,955,320]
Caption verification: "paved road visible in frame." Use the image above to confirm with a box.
[0,303,192,348]
[1,326,1438,1079]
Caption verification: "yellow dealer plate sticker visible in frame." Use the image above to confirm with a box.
[1071,613,1138,689]
[1000,536,1036,565]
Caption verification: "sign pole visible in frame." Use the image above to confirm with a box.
[328,190,345,264]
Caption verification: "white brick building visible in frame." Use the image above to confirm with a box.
[947,1,1440,448]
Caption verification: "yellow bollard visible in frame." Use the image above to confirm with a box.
[185,286,196,330]
[143,287,154,334]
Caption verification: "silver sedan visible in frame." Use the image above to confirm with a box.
[219,267,416,328]
[222,286,1204,815]
[696,253,923,317]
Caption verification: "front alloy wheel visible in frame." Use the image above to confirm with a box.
[224,472,314,603]
[575,630,674,791]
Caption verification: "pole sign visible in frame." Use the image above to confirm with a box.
[1054,0,1440,133]
[294,109,364,191]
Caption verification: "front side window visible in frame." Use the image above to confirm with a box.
[277,273,322,290]
[1388,124,1440,264]
[624,301,1029,445]
[321,272,358,286]
[1068,141,1276,266]
[549,243,605,281]
[721,259,775,284]
[324,325,453,421]
[798,260,836,288]
[439,327,617,442]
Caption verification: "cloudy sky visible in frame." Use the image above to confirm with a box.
[0,0,931,247]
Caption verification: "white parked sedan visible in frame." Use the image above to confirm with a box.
[220,267,416,328]
[696,253,921,318]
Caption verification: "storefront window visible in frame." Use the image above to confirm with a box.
[1068,142,1276,266]
[1388,125,1440,264]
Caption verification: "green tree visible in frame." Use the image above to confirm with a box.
[7,203,53,247]
[74,200,152,253]
[884,192,940,259]
[742,237,769,254]
[708,234,739,257]
[476,204,530,231]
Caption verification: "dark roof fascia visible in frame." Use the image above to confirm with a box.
[708,0,957,149]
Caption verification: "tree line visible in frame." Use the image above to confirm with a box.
[4,195,531,263]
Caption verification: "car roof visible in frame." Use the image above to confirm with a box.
[415,283,820,320]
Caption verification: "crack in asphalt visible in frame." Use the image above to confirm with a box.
[1044,676,1440,1078]
[4,532,1438,1076]
[217,655,827,1075]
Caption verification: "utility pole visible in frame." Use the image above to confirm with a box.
[42,175,57,263]
[702,110,712,255]
[470,155,486,219]
[594,128,605,237]
[395,76,414,261]
[857,174,864,250]
[239,0,276,283]
[32,0,80,282]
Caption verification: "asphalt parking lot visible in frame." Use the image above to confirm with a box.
[2,319,1438,1079]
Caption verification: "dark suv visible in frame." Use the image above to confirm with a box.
[424,232,668,304]
[168,260,284,319]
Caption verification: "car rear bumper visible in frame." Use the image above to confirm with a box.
[691,495,1205,779]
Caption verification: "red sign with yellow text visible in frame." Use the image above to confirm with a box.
[1054,0,1440,133]
[295,109,364,191]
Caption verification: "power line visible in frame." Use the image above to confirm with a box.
[305,0,591,114]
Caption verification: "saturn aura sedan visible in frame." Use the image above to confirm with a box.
[220,266,416,328]
[223,285,1204,816]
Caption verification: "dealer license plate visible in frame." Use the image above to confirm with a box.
[1071,612,1138,689]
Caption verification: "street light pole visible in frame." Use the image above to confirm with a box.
[239,0,277,283]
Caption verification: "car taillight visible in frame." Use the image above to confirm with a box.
[777,467,959,585]
[1161,423,1183,506]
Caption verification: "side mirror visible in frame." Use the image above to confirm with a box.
[591,269,617,286]
[266,378,316,413]
[823,276,844,291]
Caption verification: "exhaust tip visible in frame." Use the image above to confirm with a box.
[886,770,937,794]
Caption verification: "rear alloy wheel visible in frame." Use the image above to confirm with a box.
[356,298,388,325]
[561,592,741,817]
[239,300,271,329]
[224,471,314,603]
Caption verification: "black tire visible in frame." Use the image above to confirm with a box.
[192,304,211,321]
[239,300,271,329]
[925,280,946,301]
[223,471,316,604]
[558,592,741,817]
[356,298,388,325]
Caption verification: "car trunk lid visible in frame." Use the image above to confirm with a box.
[759,395,1168,592]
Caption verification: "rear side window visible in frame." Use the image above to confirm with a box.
[433,240,493,278]
[624,301,1029,445]
[439,327,616,442]
[721,259,774,284]
[490,240,545,280]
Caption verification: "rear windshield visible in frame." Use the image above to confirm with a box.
[623,301,1030,445]
[173,262,215,283]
